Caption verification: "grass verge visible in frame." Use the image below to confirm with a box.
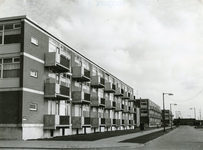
[119,128,173,144]
[34,128,156,141]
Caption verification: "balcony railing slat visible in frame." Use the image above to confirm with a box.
[84,117,91,125]
[60,55,70,68]
[60,85,70,96]
[84,69,90,78]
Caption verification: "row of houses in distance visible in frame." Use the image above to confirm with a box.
[0,15,173,140]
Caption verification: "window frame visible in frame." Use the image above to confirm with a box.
[30,69,38,78]
[0,57,20,79]
[30,103,38,111]
[31,36,39,46]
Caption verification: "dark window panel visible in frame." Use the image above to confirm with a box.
[5,24,13,30]
[4,34,21,44]
[3,58,12,63]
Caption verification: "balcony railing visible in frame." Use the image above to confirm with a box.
[84,117,91,125]
[104,82,116,93]
[60,116,70,125]
[130,107,134,113]
[91,118,106,127]
[101,118,105,125]
[105,118,111,127]
[129,120,134,126]
[101,98,105,105]
[91,76,105,88]
[44,115,70,129]
[45,52,70,72]
[72,66,91,82]
[91,97,105,107]
[44,83,70,100]
[114,87,124,96]
[116,119,121,126]
[72,116,91,128]
[105,100,116,110]
[115,103,121,111]
[124,105,130,113]
[72,91,91,104]
[122,91,130,99]
[125,120,129,126]
[129,95,136,102]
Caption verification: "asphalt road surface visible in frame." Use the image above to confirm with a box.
[136,126,203,150]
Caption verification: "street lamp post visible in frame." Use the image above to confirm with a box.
[170,103,177,129]
[163,93,173,132]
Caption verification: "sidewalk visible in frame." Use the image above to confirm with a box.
[0,127,172,149]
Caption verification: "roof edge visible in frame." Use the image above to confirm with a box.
[0,15,26,21]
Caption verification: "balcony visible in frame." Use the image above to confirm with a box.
[45,52,70,72]
[72,66,90,82]
[105,118,111,127]
[116,119,121,126]
[104,82,116,93]
[72,91,91,104]
[122,91,130,99]
[91,97,105,107]
[91,76,105,88]
[44,115,70,129]
[115,103,121,111]
[72,116,91,128]
[129,95,136,102]
[91,118,106,127]
[125,120,129,126]
[130,107,134,113]
[129,120,134,126]
[114,87,124,96]
[123,105,130,113]
[105,100,116,110]
[44,83,70,100]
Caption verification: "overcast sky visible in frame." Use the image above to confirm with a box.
[1,0,203,119]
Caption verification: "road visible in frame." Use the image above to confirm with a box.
[136,126,203,150]
[1,126,203,150]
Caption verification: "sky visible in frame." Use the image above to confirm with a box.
[0,0,203,119]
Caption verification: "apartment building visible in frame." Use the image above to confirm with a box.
[0,16,137,140]
[161,110,172,127]
[135,99,161,127]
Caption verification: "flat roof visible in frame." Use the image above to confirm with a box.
[0,15,134,91]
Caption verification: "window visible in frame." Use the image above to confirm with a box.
[0,57,20,78]
[30,69,38,78]
[30,103,37,111]
[0,31,2,44]
[13,57,20,63]
[14,24,21,29]
[0,23,21,44]
[31,37,38,46]
[5,24,13,30]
